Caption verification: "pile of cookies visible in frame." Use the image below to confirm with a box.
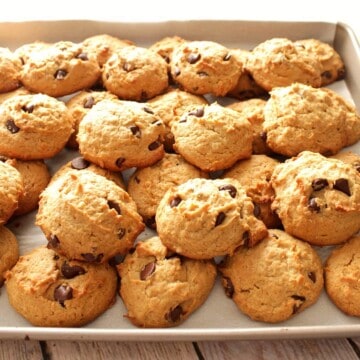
[0,32,360,328]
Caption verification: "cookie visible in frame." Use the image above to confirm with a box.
[263,83,360,157]
[227,49,268,100]
[127,153,208,228]
[20,41,101,97]
[77,99,166,171]
[271,151,360,246]
[66,90,118,149]
[5,246,117,327]
[82,34,134,67]
[102,46,168,101]
[147,87,208,152]
[0,160,23,224]
[0,47,22,93]
[171,102,252,172]
[51,156,126,190]
[170,41,241,96]
[117,236,216,328]
[156,178,268,259]
[223,155,281,228]
[36,170,144,263]
[331,151,360,173]
[0,226,19,286]
[14,41,49,65]
[325,235,360,317]
[218,229,324,323]
[295,38,345,86]
[0,93,73,160]
[245,37,322,91]
[8,159,51,216]
[227,98,272,155]
[0,87,31,105]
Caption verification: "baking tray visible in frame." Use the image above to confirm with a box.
[0,20,360,341]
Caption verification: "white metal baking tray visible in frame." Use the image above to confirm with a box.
[0,20,359,341]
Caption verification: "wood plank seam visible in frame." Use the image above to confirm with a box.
[347,339,360,359]
[39,341,50,360]
[192,342,205,360]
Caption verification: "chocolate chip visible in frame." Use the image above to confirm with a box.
[54,69,67,80]
[83,96,95,109]
[170,196,182,208]
[6,119,20,134]
[143,106,154,115]
[71,157,90,170]
[291,294,306,314]
[337,67,346,80]
[333,178,351,196]
[308,197,320,212]
[165,305,183,322]
[219,184,237,198]
[115,157,125,168]
[134,176,140,184]
[81,253,104,263]
[151,119,163,126]
[308,272,316,283]
[22,104,35,113]
[321,70,332,80]
[54,284,73,307]
[215,212,226,227]
[107,200,121,214]
[253,203,261,218]
[53,254,60,260]
[179,116,187,123]
[118,228,126,239]
[223,277,234,298]
[260,131,267,141]
[242,231,250,247]
[48,234,60,248]
[123,62,133,72]
[197,71,208,77]
[61,262,86,279]
[76,52,88,61]
[148,140,161,151]
[140,262,156,280]
[145,216,156,229]
[291,295,306,301]
[108,254,125,267]
[174,67,181,76]
[311,178,328,191]
[187,53,201,64]
[188,107,204,117]
[129,125,141,138]
[163,55,170,64]
[223,53,232,61]
[355,163,360,173]
[0,155,7,162]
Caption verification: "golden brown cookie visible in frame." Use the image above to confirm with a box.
[245,38,322,91]
[156,178,268,259]
[271,151,360,246]
[5,246,117,327]
[102,46,168,101]
[0,87,31,105]
[36,170,144,263]
[0,93,73,160]
[331,151,360,173]
[127,153,208,228]
[77,99,166,171]
[117,236,216,328]
[0,47,22,94]
[171,103,252,171]
[0,225,19,286]
[325,235,360,317]
[218,229,324,323]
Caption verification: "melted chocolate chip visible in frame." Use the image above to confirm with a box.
[218,184,237,198]
[242,231,250,247]
[223,53,232,61]
[143,106,154,114]
[321,70,332,80]
[355,163,360,173]
[165,305,183,322]
[215,212,226,227]
[115,157,125,168]
[107,200,121,214]
[108,254,125,267]
[48,234,60,248]
[6,119,20,134]
[134,176,140,184]
[179,116,187,123]
[22,104,35,113]
[83,96,95,109]
[61,262,86,279]
[118,228,126,239]
[71,157,90,170]
[148,140,161,151]
[81,253,104,263]
[308,272,316,283]
[54,285,73,307]
[54,69,67,80]
[188,107,204,117]
[130,125,141,138]
[123,62,133,72]
[308,197,320,212]
[291,295,306,314]
[140,262,156,280]
[76,52,88,61]
[333,178,351,196]
[311,178,328,191]
[291,295,306,301]
[170,196,182,208]
[53,254,60,260]
[337,67,346,80]
[187,53,201,64]
[223,277,234,298]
